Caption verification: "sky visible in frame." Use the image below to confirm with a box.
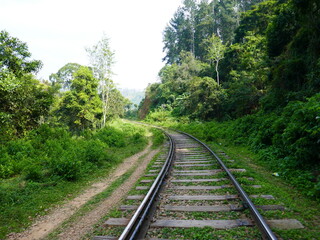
[1,0,182,90]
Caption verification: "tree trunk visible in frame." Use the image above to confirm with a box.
[105,80,110,122]
[101,80,110,128]
[216,60,220,85]
[102,84,107,128]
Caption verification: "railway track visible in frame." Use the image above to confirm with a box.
[95,130,303,239]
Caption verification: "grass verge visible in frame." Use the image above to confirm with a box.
[207,140,320,239]
[0,121,148,239]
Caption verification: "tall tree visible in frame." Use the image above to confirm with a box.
[57,67,102,131]
[0,31,54,138]
[163,7,193,64]
[194,0,216,60]
[202,34,225,85]
[0,30,42,77]
[49,63,82,91]
[107,87,131,120]
[86,35,115,127]
[163,0,264,64]
[183,0,198,55]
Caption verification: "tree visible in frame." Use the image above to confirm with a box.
[234,0,277,43]
[86,35,115,127]
[0,31,54,139]
[0,72,54,138]
[163,7,194,64]
[49,63,81,91]
[57,67,102,131]
[194,0,216,60]
[163,0,264,64]
[202,34,225,85]
[0,30,42,77]
[183,0,198,55]
[260,0,320,109]
[212,0,238,43]
[183,76,225,120]
[107,87,130,120]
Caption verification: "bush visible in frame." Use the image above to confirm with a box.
[50,153,83,181]
[145,109,174,123]
[0,122,148,183]
[82,139,108,165]
[150,128,165,148]
[6,139,34,159]
[0,163,14,179]
[131,132,145,144]
[95,127,125,147]
[23,164,44,182]
[27,124,70,149]
[0,121,150,238]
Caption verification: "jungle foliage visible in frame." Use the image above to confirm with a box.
[0,31,131,140]
[140,0,320,198]
[0,30,55,140]
[0,31,141,237]
[0,121,147,238]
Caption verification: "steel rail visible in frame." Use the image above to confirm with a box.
[118,132,175,240]
[178,130,277,240]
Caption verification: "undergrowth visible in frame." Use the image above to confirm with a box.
[144,93,320,200]
[150,128,165,149]
[0,120,148,239]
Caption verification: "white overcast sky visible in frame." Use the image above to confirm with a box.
[1,0,182,90]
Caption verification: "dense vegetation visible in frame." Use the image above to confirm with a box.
[0,123,146,181]
[0,121,147,238]
[1,31,132,139]
[0,30,145,237]
[140,0,320,199]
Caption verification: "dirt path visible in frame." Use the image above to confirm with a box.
[8,141,160,240]
[57,147,160,240]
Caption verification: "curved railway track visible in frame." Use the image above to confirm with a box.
[95,129,303,240]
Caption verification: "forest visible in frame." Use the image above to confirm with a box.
[139,0,320,198]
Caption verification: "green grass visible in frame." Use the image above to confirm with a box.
[158,210,243,220]
[206,140,320,239]
[0,120,148,239]
[147,226,262,239]
[45,168,135,239]
[86,149,168,238]
[149,128,165,149]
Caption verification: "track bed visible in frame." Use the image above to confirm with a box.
[96,130,303,239]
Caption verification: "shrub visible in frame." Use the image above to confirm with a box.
[145,109,174,123]
[23,164,44,182]
[50,153,83,181]
[0,153,16,178]
[6,139,34,158]
[27,124,70,148]
[95,127,125,147]
[0,164,14,179]
[82,139,108,165]
[150,128,165,148]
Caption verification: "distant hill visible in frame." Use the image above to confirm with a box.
[119,88,145,106]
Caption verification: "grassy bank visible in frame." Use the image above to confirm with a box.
[206,141,320,239]
[144,118,320,238]
[144,94,320,201]
[0,120,148,239]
